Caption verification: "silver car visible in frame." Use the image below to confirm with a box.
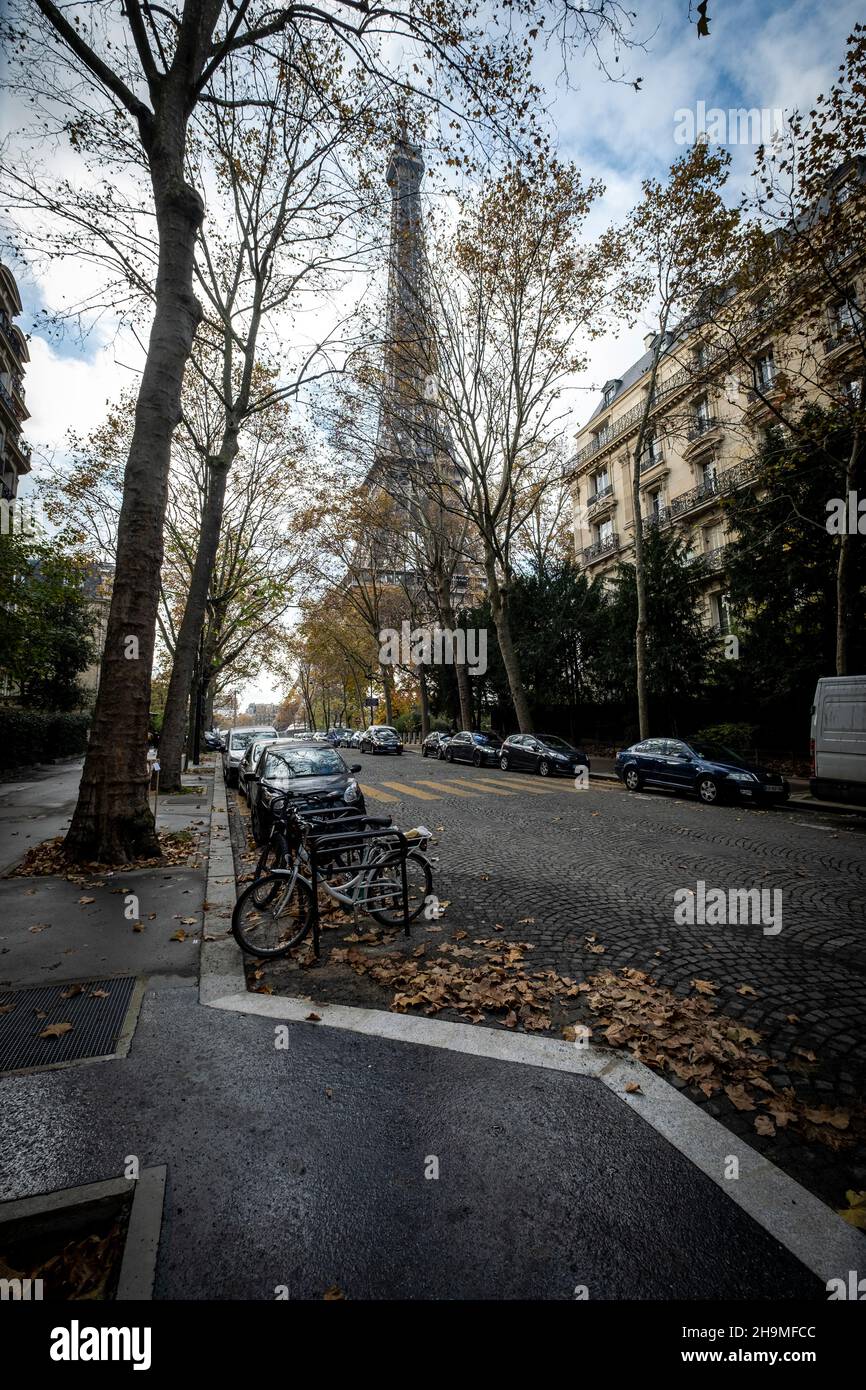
[222,725,277,788]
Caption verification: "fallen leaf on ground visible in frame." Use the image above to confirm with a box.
[39,1022,74,1038]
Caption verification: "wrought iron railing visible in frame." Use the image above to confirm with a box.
[586,482,614,508]
[686,415,719,441]
[582,532,620,563]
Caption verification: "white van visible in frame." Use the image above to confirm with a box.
[810,676,866,803]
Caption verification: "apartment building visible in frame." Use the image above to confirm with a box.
[0,263,31,507]
[568,160,864,636]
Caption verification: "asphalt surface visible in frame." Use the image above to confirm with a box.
[0,979,823,1300]
[0,760,83,877]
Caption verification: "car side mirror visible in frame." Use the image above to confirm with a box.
[350,763,362,773]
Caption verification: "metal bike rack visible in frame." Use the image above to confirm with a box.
[307,826,411,958]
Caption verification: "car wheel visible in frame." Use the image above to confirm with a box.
[422,746,428,758]
[438,747,447,760]
[472,750,482,767]
[447,748,454,762]
[697,776,719,805]
[624,767,642,792]
[538,759,550,777]
[500,754,509,771]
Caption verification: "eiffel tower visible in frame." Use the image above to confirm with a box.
[367,122,479,609]
[372,118,437,495]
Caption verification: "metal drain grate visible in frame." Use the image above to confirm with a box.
[0,977,138,1073]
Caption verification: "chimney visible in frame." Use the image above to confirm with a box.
[643,332,656,350]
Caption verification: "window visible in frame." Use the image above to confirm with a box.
[755,348,776,391]
[647,490,662,519]
[833,293,859,333]
[597,518,614,544]
[712,591,731,635]
[701,459,718,490]
[592,464,610,496]
[703,523,723,552]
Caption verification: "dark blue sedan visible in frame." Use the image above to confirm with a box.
[614,738,789,806]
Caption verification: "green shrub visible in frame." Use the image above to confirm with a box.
[0,708,90,769]
[690,723,757,754]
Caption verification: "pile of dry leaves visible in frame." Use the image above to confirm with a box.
[10,830,202,882]
[330,934,859,1151]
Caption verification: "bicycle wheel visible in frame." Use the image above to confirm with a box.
[252,834,290,906]
[366,850,433,926]
[232,871,313,957]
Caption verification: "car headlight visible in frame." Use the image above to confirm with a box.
[729,771,758,782]
[344,779,361,803]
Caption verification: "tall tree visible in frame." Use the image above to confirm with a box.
[3,0,628,860]
[622,140,740,738]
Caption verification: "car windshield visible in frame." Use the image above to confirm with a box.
[264,748,344,782]
[230,730,273,750]
[473,734,501,745]
[689,741,747,766]
[538,735,577,752]
[375,727,397,736]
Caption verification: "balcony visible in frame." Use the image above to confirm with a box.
[582,532,620,564]
[704,545,727,572]
[0,312,25,360]
[586,482,614,509]
[668,457,758,521]
[640,505,671,530]
[686,414,720,442]
[639,446,664,473]
[1,479,14,502]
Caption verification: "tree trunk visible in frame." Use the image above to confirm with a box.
[381,664,394,723]
[418,663,430,738]
[631,451,651,739]
[159,450,233,791]
[435,570,472,729]
[835,422,863,675]
[485,559,533,732]
[64,154,204,862]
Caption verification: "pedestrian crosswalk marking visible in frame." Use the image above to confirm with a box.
[413,779,479,798]
[446,777,514,796]
[483,772,558,795]
[380,780,442,801]
[360,784,401,803]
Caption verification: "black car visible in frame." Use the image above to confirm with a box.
[614,738,789,806]
[421,731,450,759]
[499,733,589,777]
[444,730,503,767]
[247,740,366,844]
[360,725,403,755]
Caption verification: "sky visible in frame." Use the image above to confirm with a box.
[4,0,863,711]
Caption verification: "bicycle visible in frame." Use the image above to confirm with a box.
[232,801,434,959]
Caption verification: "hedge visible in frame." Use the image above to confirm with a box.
[0,708,91,770]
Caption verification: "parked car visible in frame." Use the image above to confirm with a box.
[444,730,503,767]
[329,727,352,746]
[247,740,365,845]
[237,733,279,801]
[203,729,222,750]
[360,725,404,755]
[499,733,589,777]
[810,675,866,804]
[348,730,365,748]
[336,731,356,748]
[222,725,278,787]
[421,731,450,759]
[614,737,789,806]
